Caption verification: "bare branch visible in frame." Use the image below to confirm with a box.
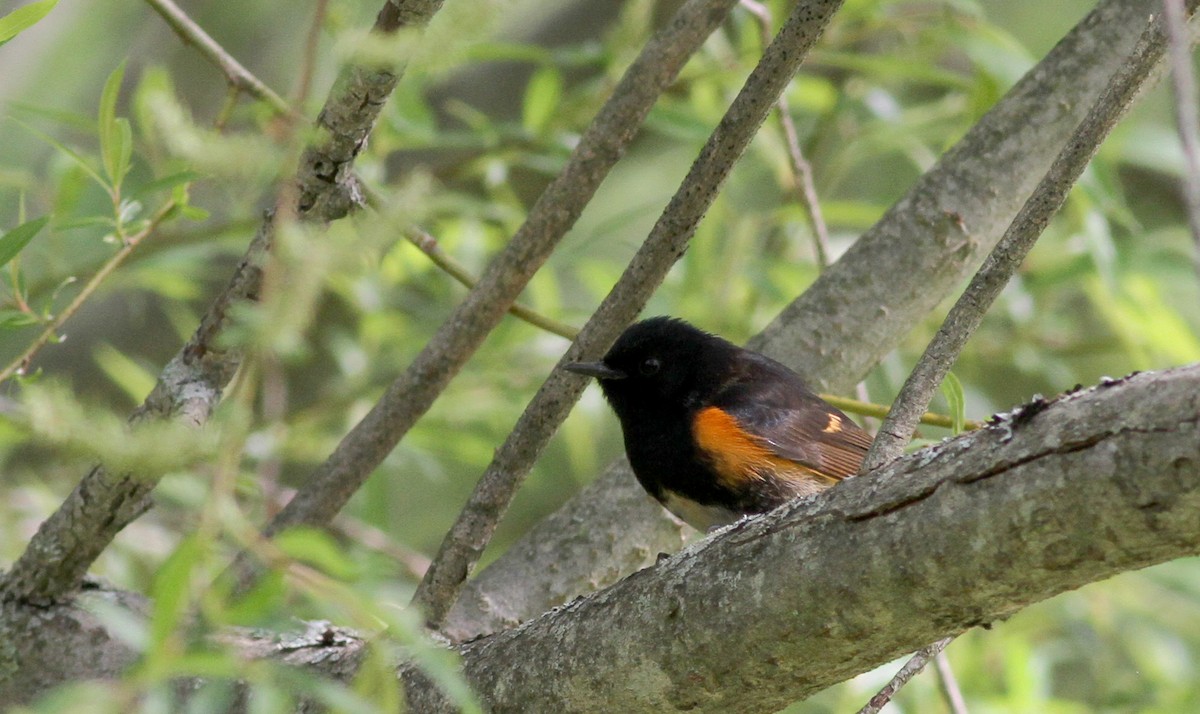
[858,639,952,714]
[258,0,746,540]
[740,0,832,268]
[143,0,295,118]
[861,4,1194,472]
[1162,0,1200,277]
[292,0,331,107]
[404,226,580,340]
[935,650,971,714]
[411,0,847,629]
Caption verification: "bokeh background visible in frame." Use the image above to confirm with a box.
[2,0,1199,710]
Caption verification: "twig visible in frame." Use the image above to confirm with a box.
[405,227,580,340]
[411,0,847,630]
[292,0,331,108]
[820,394,979,431]
[0,201,178,384]
[143,0,295,119]
[1162,0,1200,279]
[935,649,970,714]
[861,8,1191,473]
[856,638,952,714]
[256,0,747,546]
[740,0,832,268]
[0,0,444,607]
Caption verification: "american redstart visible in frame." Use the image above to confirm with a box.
[565,317,872,531]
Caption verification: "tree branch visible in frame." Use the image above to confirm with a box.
[403,365,1200,713]
[258,0,744,540]
[143,0,294,118]
[0,0,442,607]
[861,1,1196,471]
[441,0,1171,641]
[740,0,832,268]
[857,638,952,714]
[411,0,846,629]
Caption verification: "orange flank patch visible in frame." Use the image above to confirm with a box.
[692,406,816,488]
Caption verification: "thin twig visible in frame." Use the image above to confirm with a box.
[0,201,178,384]
[935,649,971,714]
[740,0,832,268]
[857,638,953,714]
[143,0,295,119]
[405,227,580,340]
[292,0,331,108]
[255,0,747,549]
[820,394,979,431]
[861,8,1190,473]
[1162,0,1200,280]
[411,0,847,630]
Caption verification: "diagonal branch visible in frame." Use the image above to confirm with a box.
[144,0,294,118]
[256,0,746,542]
[0,0,443,608]
[860,2,1197,472]
[410,0,847,629]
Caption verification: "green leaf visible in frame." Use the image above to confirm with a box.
[0,309,40,330]
[274,527,358,580]
[147,534,204,655]
[99,62,131,189]
[0,0,59,47]
[0,215,49,268]
[521,65,563,135]
[352,643,403,713]
[221,569,287,626]
[92,343,156,403]
[12,117,109,191]
[940,371,967,435]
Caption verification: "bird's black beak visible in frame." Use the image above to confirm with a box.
[564,361,627,380]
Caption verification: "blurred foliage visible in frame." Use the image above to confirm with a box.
[0,0,1198,710]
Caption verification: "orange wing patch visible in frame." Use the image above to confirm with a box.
[692,406,824,488]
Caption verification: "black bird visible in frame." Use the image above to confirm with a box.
[566,317,872,531]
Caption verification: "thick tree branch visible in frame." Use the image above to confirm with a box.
[861,2,1195,471]
[0,0,441,608]
[411,0,846,630]
[404,365,1200,713]
[260,0,743,539]
[6,365,1198,709]
[442,0,1171,641]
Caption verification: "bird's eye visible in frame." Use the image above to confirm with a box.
[639,357,661,376]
